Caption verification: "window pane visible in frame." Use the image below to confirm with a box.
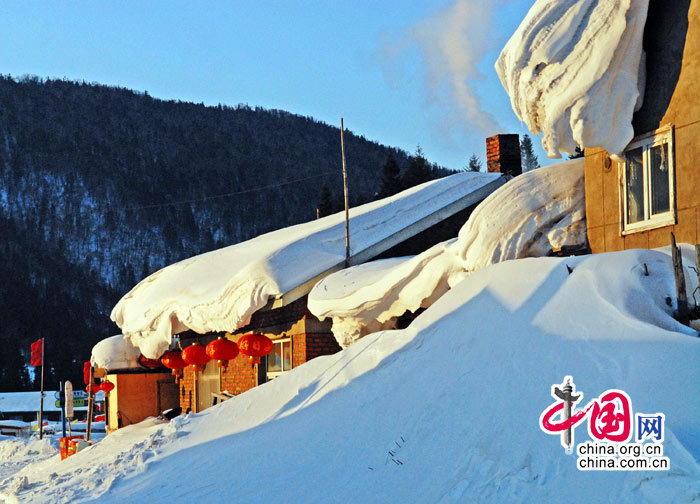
[283,341,292,371]
[650,143,670,215]
[267,343,282,372]
[625,147,644,223]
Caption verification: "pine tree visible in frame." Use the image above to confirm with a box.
[317,182,333,218]
[379,153,401,197]
[520,134,540,172]
[401,146,432,189]
[465,154,482,172]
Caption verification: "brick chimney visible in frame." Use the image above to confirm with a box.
[486,134,522,176]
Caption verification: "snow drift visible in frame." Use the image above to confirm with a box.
[458,158,586,270]
[496,0,649,158]
[3,247,699,503]
[310,159,586,347]
[110,172,502,359]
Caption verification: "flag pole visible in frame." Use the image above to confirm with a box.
[39,338,44,440]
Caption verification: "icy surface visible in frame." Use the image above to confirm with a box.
[111,172,501,358]
[496,0,649,158]
[4,247,699,503]
[90,335,141,371]
[310,160,586,346]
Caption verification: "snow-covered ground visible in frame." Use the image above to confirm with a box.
[2,246,698,503]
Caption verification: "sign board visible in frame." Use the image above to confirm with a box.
[55,398,86,408]
[64,381,74,418]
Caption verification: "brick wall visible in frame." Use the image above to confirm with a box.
[177,297,340,413]
[486,134,521,176]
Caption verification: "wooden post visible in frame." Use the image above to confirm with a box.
[38,339,44,440]
[671,232,689,325]
[193,368,199,414]
[340,118,350,268]
[86,365,94,441]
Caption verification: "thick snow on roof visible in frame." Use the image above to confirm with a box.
[0,391,101,413]
[310,160,586,346]
[496,0,649,158]
[111,172,502,358]
[309,241,464,348]
[458,158,586,270]
[5,247,699,503]
[91,335,142,371]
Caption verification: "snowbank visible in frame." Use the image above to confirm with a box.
[111,172,502,358]
[4,248,698,503]
[496,0,649,158]
[458,158,586,270]
[310,160,586,346]
[91,335,141,371]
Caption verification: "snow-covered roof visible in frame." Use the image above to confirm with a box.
[0,391,103,413]
[496,0,649,158]
[111,172,505,358]
[91,335,142,371]
[309,159,586,347]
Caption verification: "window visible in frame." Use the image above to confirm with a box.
[266,337,292,379]
[621,124,675,234]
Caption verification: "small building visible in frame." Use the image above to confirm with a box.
[108,172,508,417]
[91,335,179,432]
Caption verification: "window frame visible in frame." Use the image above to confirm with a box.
[266,337,293,380]
[620,124,676,235]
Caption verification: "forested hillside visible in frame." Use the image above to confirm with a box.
[0,75,451,390]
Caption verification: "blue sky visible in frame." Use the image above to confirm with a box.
[0,0,552,170]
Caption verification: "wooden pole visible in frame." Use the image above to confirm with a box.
[193,368,199,414]
[340,118,350,268]
[38,338,44,440]
[671,232,689,325]
[86,365,94,441]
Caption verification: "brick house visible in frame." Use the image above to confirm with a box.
[585,1,699,252]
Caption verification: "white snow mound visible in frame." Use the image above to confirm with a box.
[91,335,141,371]
[496,0,649,158]
[310,160,586,346]
[110,172,501,358]
[458,158,586,271]
[4,248,699,503]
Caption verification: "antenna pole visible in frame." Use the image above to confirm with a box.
[341,118,350,267]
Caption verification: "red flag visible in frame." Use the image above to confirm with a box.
[30,338,43,367]
[83,361,92,385]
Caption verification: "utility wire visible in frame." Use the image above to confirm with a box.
[16,170,340,216]
[112,170,339,213]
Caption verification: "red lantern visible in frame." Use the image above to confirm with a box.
[86,383,100,395]
[206,335,239,368]
[100,381,115,393]
[237,332,273,364]
[138,354,162,369]
[161,350,188,377]
[181,342,210,372]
